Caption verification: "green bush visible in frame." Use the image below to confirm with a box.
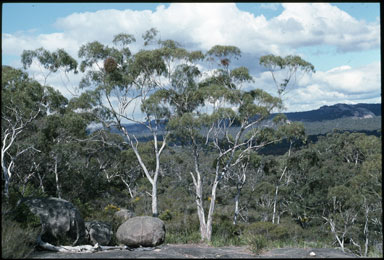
[269,224,290,240]
[245,221,276,239]
[163,211,201,244]
[159,209,173,221]
[211,219,245,246]
[165,229,201,244]
[10,202,41,229]
[1,217,40,259]
[248,234,267,254]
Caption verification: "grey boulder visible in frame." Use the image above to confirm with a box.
[20,197,86,245]
[116,216,165,247]
[85,221,113,246]
[114,208,134,225]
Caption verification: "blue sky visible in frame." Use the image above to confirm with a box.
[2,2,381,112]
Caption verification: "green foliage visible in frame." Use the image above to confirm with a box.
[211,219,245,246]
[259,54,315,73]
[163,213,201,244]
[159,209,173,221]
[142,27,158,46]
[2,30,381,255]
[21,47,78,73]
[245,221,276,238]
[303,116,381,135]
[113,33,136,47]
[10,203,40,230]
[248,235,267,254]
[1,217,39,259]
[260,54,314,95]
[206,45,241,61]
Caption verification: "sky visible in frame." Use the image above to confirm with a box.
[2,2,381,113]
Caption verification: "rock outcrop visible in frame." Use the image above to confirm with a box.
[114,209,134,225]
[85,221,113,246]
[116,216,165,247]
[19,197,86,245]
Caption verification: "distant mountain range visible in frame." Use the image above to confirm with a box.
[283,103,381,122]
[91,103,381,137]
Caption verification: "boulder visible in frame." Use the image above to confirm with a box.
[114,209,134,225]
[19,197,86,245]
[85,221,113,246]
[116,216,165,247]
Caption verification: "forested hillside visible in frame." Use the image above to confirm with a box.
[2,29,382,258]
[284,103,381,122]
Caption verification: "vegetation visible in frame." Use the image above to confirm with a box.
[1,29,382,258]
[303,116,381,135]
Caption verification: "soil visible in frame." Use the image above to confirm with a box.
[29,243,358,258]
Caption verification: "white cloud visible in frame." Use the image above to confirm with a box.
[270,3,380,52]
[312,62,380,94]
[283,61,381,112]
[3,3,379,59]
[2,3,380,117]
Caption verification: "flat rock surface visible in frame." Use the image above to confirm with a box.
[30,244,358,258]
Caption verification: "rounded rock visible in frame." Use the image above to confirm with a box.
[116,216,165,247]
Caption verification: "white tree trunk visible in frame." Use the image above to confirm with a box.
[272,185,279,224]
[363,205,370,257]
[2,160,11,199]
[121,126,163,217]
[54,156,61,199]
[120,176,134,198]
[323,217,345,252]
[233,191,240,225]
[152,181,158,217]
[2,131,16,199]
[206,175,220,241]
[192,172,208,241]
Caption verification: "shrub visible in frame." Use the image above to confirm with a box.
[245,221,276,239]
[211,219,245,246]
[163,211,201,244]
[1,217,40,259]
[269,224,290,241]
[10,202,41,229]
[159,209,173,221]
[248,234,267,254]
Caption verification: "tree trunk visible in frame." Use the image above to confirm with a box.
[363,206,369,257]
[324,217,345,252]
[272,142,291,224]
[152,181,158,217]
[193,172,208,241]
[233,163,247,225]
[54,156,61,199]
[120,176,134,198]
[190,140,211,241]
[37,171,45,193]
[233,191,240,225]
[2,162,10,199]
[272,185,279,224]
[206,174,220,241]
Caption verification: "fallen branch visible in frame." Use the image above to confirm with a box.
[37,237,131,253]
[37,239,100,253]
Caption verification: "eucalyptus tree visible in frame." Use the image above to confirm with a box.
[283,131,382,256]
[320,133,382,256]
[167,45,306,241]
[21,47,79,94]
[19,50,103,200]
[259,54,315,224]
[226,150,261,224]
[76,29,204,217]
[1,66,69,200]
[259,54,315,98]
